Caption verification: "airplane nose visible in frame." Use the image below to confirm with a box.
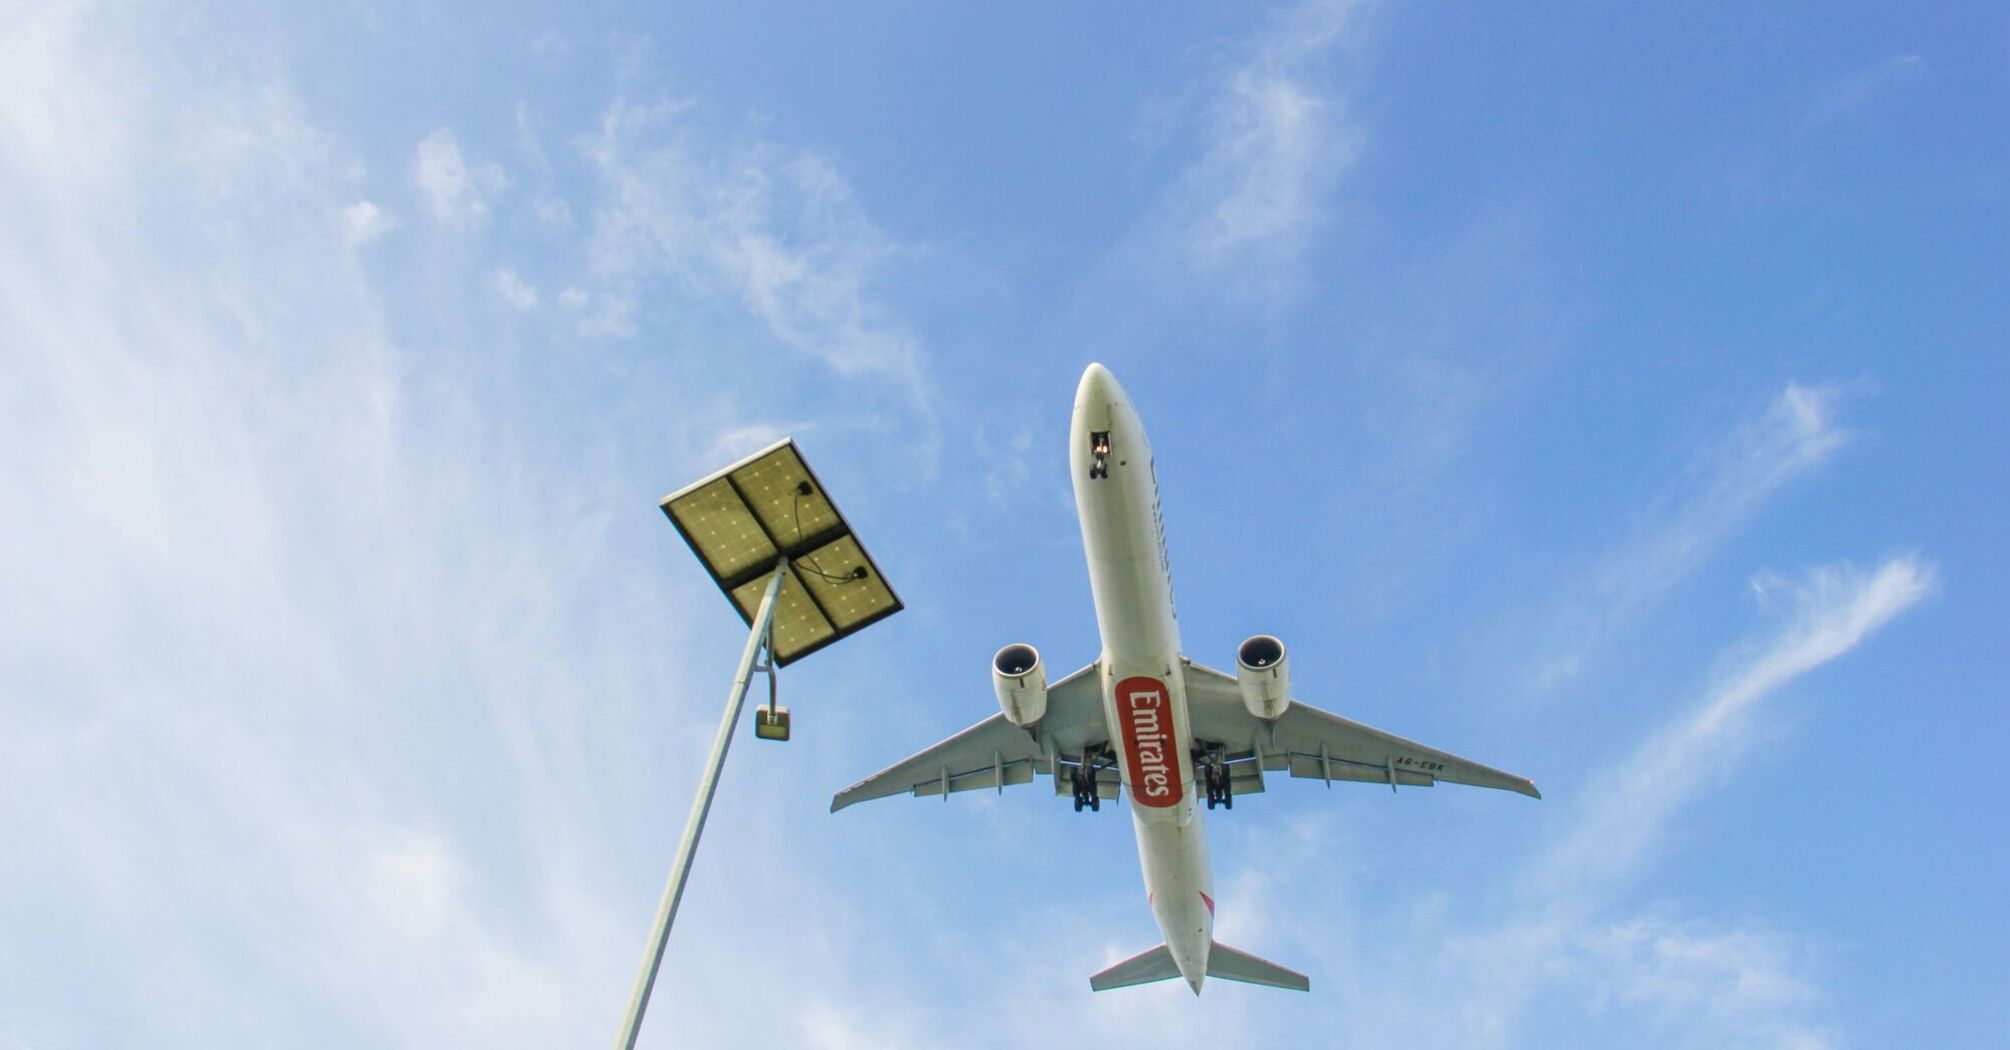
[1076,361,1116,406]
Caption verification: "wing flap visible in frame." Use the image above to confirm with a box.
[1285,753,1434,788]
[1182,661,1540,801]
[1227,765,1267,796]
[830,713,1037,811]
[830,661,1110,812]
[1274,702,1540,798]
[913,759,1038,799]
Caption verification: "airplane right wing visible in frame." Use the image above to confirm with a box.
[1183,661,1540,799]
[830,662,1109,811]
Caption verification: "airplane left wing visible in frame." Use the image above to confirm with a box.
[830,663,1107,811]
[1183,661,1540,800]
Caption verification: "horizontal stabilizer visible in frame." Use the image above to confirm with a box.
[1088,941,1310,993]
[1206,942,1309,991]
[1089,944,1180,991]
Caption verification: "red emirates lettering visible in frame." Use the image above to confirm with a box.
[1115,676,1182,808]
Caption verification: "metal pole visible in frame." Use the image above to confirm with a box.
[614,560,788,1050]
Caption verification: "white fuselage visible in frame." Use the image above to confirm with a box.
[1070,363,1215,992]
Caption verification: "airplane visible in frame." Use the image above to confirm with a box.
[831,362,1540,995]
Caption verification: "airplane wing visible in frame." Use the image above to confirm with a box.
[1183,661,1540,799]
[830,662,1108,811]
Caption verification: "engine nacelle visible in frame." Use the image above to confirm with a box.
[1235,635,1291,720]
[993,643,1048,727]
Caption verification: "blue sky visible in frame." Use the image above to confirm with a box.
[2,1,2004,1046]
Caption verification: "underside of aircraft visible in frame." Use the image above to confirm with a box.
[833,363,1538,994]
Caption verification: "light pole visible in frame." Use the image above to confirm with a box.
[615,439,901,1050]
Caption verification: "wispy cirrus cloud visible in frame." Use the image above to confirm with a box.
[0,14,622,1047]
[1572,914,1831,1047]
[1536,555,1934,897]
[0,10,960,1048]
[1537,381,1856,687]
[579,100,929,403]
[962,558,1930,1050]
[1446,554,1935,1047]
[1143,0,1369,304]
[1811,53,1927,125]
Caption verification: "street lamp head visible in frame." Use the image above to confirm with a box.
[659,438,902,666]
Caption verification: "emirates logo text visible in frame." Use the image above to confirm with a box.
[1116,676,1182,808]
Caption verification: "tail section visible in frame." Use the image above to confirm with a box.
[1089,941,1310,993]
[1205,942,1310,991]
[1089,944,1180,991]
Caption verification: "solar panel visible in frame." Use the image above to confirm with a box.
[660,439,901,666]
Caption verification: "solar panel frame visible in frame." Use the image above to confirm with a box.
[660,439,902,666]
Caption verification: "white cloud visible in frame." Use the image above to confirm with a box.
[2,9,1949,1050]
[1538,555,1934,897]
[0,26,961,1026]
[366,831,464,939]
[492,266,538,309]
[413,128,508,230]
[553,284,636,336]
[700,421,807,466]
[1146,0,1368,302]
[1443,555,1934,1045]
[974,423,1036,509]
[534,195,573,228]
[341,199,394,244]
[579,292,635,337]
[529,32,569,66]
[580,99,928,401]
[1538,381,1855,687]
[1576,916,1832,1047]
[0,13,660,1046]
[1812,53,1926,124]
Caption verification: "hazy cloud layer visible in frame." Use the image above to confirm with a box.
[0,10,937,1048]
[1,4,1972,1047]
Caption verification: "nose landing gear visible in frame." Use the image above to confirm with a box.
[1089,431,1111,480]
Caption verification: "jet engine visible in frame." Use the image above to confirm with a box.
[993,643,1048,727]
[1235,634,1291,720]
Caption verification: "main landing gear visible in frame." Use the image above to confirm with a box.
[1201,750,1234,810]
[1071,747,1108,812]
